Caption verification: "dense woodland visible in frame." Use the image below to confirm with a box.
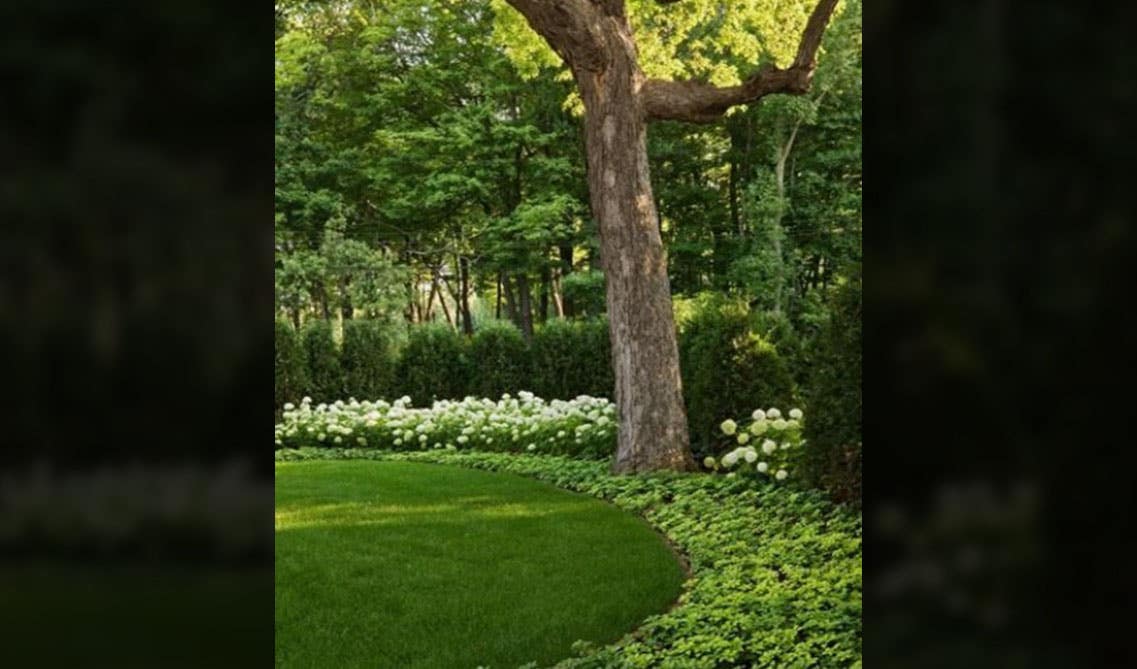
[275,0,860,339]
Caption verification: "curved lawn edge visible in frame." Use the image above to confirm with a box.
[275,448,863,669]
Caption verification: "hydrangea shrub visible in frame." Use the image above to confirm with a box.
[704,407,806,483]
[275,392,617,459]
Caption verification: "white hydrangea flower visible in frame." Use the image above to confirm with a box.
[749,420,767,436]
[720,419,737,436]
[722,450,740,467]
[527,443,536,451]
[703,456,716,468]
[333,436,343,444]
[762,439,777,455]
[772,418,788,430]
[767,408,782,419]
[789,408,803,420]
[737,433,750,445]
[781,441,791,450]
[284,402,295,411]
[751,409,766,421]
[744,448,758,463]
[775,469,788,480]
[757,462,769,473]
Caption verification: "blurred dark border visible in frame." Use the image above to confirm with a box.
[865,1,1137,666]
[0,1,273,666]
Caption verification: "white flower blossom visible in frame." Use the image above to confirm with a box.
[720,419,737,436]
[762,439,777,455]
[789,408,803,420]
[775,469,788,480]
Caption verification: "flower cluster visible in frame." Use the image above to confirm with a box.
[274,392,616,459]
[704,407,804,481]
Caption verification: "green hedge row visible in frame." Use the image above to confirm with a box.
[275,312,798,460]
[274,318,616,408]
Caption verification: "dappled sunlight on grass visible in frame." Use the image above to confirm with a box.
[275,460,685,669]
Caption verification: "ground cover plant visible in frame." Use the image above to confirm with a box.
[275,448,862,668]
[275,459,686,669]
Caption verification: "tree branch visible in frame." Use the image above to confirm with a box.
[502,0,610,71]
[642,0,839,123]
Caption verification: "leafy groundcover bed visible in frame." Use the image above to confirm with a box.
[276,448,862,668]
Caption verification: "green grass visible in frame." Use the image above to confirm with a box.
[275,460,686,669]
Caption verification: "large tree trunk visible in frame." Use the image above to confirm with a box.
[574,20,694,473]
[501,0,835,473]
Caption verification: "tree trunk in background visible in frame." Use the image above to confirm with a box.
[340,282,353,321]
[552,272,564,317]
[503,272,518,325]
[433,269,455,329]
[575,19,693,473]
[559,243,575,318]
[495,271,503,320]
[458,255,473,334]
[516,274,534,340]
[538,266,550,323]
[316,284,331,321]
[424,278,438,322]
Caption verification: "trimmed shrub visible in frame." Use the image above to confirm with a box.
[300,319,341,404]
[395,323,470,405]
[275,320,307,411]
[468,320,532,399]
[530,318,613,399]
[341,319,395,401]
[560,270,606,318]
[803,268,862,505]
[680,300,796,460]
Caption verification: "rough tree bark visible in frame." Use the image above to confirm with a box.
[503,0,838,473]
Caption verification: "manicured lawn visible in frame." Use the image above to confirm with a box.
[275,460,686,669]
